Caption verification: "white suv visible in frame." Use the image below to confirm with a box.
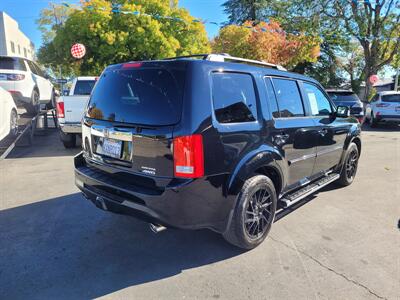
[365,91,400,127]
[0,56,54,115]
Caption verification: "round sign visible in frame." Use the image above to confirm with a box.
[369,74,379,85]
[71,43,86,59]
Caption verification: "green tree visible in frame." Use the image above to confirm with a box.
[223,0,271,23]
[322,0,400,99]
[36,3,77,43]
[38,0,210,75]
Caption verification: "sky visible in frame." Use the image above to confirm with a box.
[0,0,227,49]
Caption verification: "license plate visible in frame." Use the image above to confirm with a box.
[102,138,122,159]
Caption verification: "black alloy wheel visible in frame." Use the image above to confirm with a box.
[245,188,273,239]
[345,148,358,181]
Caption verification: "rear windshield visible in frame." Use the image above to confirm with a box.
[74,80,96,95]
[382,94,400,103]
[0,57,27,71]
[87,66,185,126]
[328,92,359,102]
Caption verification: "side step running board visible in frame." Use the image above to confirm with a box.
[280,173,340,208]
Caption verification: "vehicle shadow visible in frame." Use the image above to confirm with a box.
[7,129,81,159]
[0,193,243,299]
[361,122,400,132]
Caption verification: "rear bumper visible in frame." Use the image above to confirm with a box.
[375,115,400,123]
[74,152,234,232]
[60,123,82,133]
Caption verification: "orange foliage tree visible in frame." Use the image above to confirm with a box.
[212,20,320,69]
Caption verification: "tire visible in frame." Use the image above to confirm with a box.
[337,142,359,187]
[9,109,18,137]
[24,89,40,115]
[370,112,378,128]
[46,90,56,110]
[60,131,77,148]
[223,175,277,250]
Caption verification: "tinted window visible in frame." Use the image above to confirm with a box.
[272,78,304,117]
[88,67,185,126]
[382,94,400,103]
[74,80,96,95]
[304,83,332,116]
[212,72,257,123]
[264,77,280,118]
[328,92,360,102]
[0,57,27,71]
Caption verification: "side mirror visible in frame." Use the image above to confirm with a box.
[336,105,350,118]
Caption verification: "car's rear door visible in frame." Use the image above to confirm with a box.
[266,77,318,186]
[301,82,349,174]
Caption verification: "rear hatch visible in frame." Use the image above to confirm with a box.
[381,94,400,115]
[328,92,364,115]
[0,56,27,91]
[82,61,187,179]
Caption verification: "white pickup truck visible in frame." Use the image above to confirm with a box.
[56,76,97,148]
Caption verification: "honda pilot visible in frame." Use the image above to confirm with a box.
[74,54,362,249]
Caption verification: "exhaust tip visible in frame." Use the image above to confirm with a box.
[150,223,167,233]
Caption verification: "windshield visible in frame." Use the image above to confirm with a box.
[382,94,400,103]
[0,57,27,71]
[74,80,96,95]
[87,66,185,126]
[328,92,360,102]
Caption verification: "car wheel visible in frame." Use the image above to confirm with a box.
[60,131,77,148]
[46,90,56,109]
[223,175,277,249]
[24,89,40,115]
[9,109,18,137]
[337,142,359,187]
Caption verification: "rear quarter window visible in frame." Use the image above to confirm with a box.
[211,72,257,123]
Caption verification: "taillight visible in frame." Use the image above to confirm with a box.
[56,100,65,118]
[122,62,143,69]
[3,74,25,81]
[376,103,389,107]
[173,135,204,178]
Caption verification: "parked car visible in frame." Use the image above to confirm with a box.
[326,89,365,123]
[56,76,97,148]
[0,86,18,141]
[74,54,362,249]
[0,56,54,115]
[365,91,400,127]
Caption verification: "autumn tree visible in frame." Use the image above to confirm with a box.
[212,20,320,68]
[37,0,210,75]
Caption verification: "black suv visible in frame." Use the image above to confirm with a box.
[75,54,361,249]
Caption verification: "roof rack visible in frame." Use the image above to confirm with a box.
[163,53,287,71]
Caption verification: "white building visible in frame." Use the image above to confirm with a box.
[0,11,35,60]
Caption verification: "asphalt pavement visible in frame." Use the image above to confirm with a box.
[0,125,399,300]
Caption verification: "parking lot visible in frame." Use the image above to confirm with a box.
[0,125,399,300]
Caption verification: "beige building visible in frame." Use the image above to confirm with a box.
[0,11,35,60]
